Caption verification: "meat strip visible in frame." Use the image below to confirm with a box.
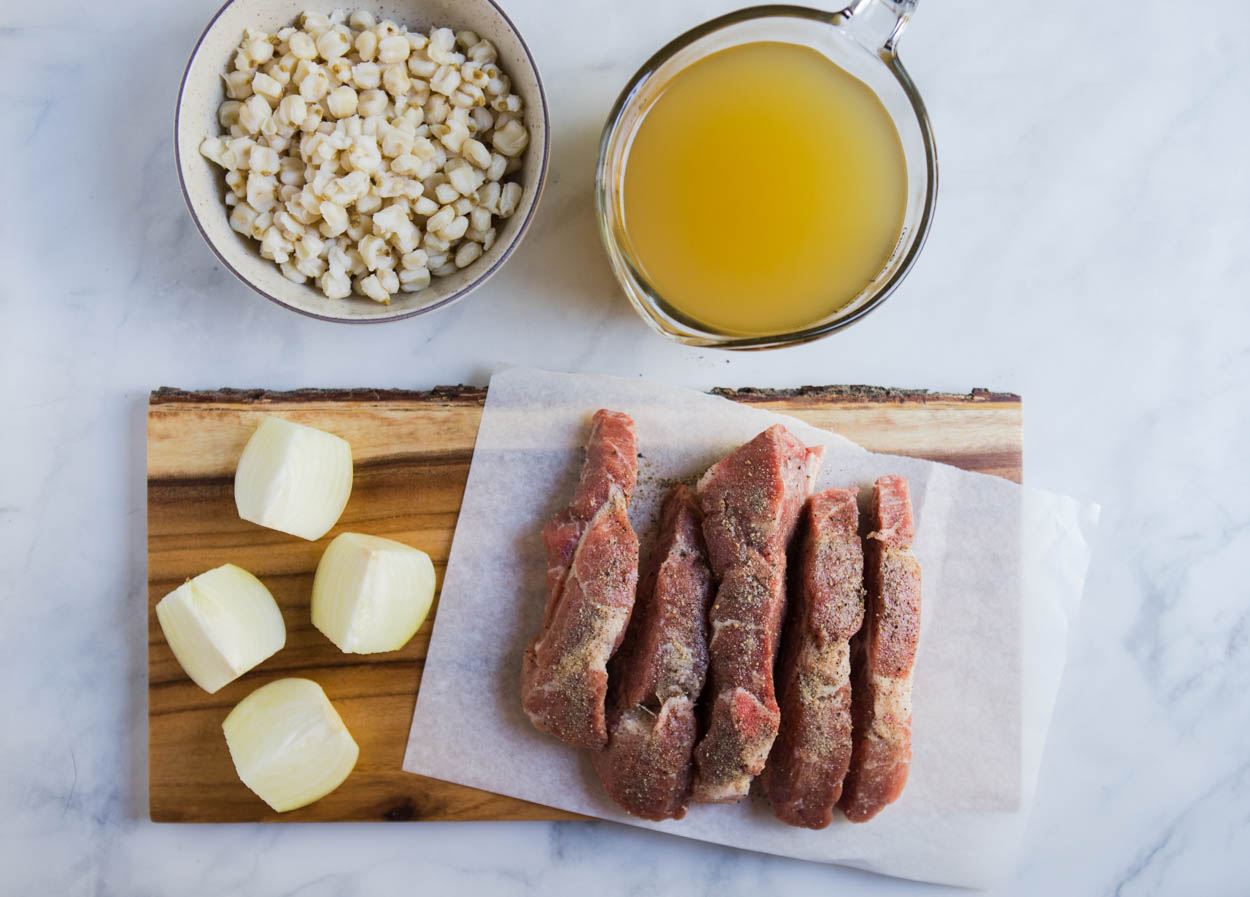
[764,488,865,829]
[839,475,922,822]
[594,485,714,821]
[521,410,640,749]
[692,425,824,803]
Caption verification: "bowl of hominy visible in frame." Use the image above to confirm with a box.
[176,0,549,322]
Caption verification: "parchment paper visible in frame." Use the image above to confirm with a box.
[403,368,1099,888]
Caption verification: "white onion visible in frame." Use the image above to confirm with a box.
[222,678,359,813]
[155,563,286,694]
[311,533,436,654]
[234,416,353,541]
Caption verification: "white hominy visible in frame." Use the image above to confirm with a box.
[454,240,481,268]
[202,10,529,304]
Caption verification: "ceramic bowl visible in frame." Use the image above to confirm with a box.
[176,0,549,322]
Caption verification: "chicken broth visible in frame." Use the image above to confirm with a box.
[621,41,908,337]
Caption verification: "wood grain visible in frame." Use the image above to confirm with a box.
[148,386,1021,823]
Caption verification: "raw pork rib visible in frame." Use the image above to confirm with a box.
[692,425,823,802]
[765,488,865,829]
[839,475,922,822]
[521,410,640,750]
[594,485,714,820]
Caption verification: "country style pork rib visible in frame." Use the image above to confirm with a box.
[839,475,922,822]
[765,488,865,829]
[594,485,714,820]
[521,410,640,750]
[692,425,824,803]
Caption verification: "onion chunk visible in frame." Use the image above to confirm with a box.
[222,678,359,813]
[311,533,436,654]
[234,416,353,541]
[155,563,286,693]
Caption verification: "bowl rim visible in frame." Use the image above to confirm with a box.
[174,0,551,324]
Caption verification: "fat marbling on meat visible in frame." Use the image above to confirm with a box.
[521,409,640,750]
[594,485,714,820]
[839,475,922,822]
[692,425,823,803]
[765,487,865,829]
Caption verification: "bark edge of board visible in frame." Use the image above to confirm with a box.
[151,385,1022,407]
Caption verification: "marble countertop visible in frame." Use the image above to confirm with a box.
[3,0,1247,893]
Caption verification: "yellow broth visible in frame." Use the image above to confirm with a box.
[622,42,908,336]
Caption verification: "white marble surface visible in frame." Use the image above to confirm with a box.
[2,0,1247,892]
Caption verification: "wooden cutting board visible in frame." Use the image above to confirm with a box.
[147,385,1021,823]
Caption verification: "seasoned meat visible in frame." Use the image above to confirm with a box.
[594,486,714,820]
[692,425,824,802]
[765,488,864,829]
[521,410,640,749]
[839,475,922,823]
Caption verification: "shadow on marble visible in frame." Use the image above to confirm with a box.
[495,113,643,332]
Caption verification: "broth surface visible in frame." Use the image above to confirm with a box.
[622,42,908,336]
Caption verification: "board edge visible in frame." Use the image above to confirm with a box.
[150,384,1022,406]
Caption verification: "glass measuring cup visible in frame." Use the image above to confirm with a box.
[595,1,937,349]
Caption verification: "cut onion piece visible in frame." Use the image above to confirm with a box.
[234,416,353,541]
[222,678,359,813]
[311,533,436,654]
[155,563,286,694]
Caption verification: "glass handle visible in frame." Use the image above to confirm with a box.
[834,0,917,57]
